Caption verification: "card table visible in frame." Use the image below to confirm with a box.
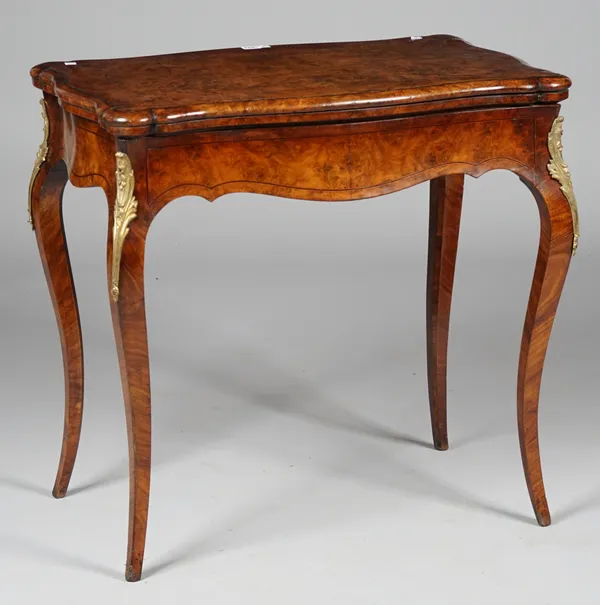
[28,35,578,581]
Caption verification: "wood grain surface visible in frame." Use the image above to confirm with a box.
[31,35,570,135]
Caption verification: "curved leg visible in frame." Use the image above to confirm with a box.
[107,151,152,582]
[31,161,84,498]
[426,174,464,450]
[518,175,574,526]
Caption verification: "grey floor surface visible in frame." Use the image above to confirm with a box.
[2,182,599,604]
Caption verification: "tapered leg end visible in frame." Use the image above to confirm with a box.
[434,439,449,451]
[52,484,67,499]
[126,564,142,582]
[535,507,551,527]
[432,423,449,451]
[537,516,551,528]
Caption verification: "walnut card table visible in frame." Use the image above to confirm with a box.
[28,35,578,581]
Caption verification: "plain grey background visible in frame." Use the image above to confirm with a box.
[1,1,598,603]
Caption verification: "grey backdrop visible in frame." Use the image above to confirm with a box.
[1,2,598,603]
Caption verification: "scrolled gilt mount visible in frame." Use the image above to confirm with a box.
[27,98,50,230]
[111,152,138,302]
[547,116,579,255]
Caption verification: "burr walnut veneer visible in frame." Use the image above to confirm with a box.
[28,35,578,581]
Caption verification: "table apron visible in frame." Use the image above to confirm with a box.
[145,113,538,205]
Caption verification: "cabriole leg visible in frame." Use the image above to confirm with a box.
[107,151,152,582]
[426,174,464,450]
[517,174,574,525]
[31,158,85,499]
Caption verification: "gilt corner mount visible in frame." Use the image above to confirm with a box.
[27,98,49,230]
[111,151,138,302]
[547,116,579,255]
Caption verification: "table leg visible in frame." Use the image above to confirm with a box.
[107,151,152,582]
[517,175,573,526]
[31,160,84,498]
[426,174,464,450]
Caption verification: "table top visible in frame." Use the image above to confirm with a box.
[31,34,570,136]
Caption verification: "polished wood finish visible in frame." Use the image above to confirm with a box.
[28,36,575,581]
[31,35,570,135]
[427,174,464,451]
